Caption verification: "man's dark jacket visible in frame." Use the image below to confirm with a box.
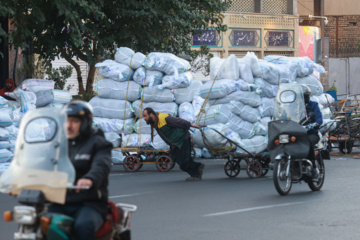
[65,128,113,219]
[306,100,323,134]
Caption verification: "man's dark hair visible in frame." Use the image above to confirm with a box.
[144,107,156,116]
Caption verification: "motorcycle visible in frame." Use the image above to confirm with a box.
[268,83,326,195]
[0,107,136,240]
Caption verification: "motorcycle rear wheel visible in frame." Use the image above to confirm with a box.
[273,159,292,195]
[308,154,325,191]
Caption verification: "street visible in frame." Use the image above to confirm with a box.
[1,154,360,240]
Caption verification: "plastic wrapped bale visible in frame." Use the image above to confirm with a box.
[52,89,72,104]
[201,148,213,159]
[295,76,324,96]
[258,97,275,117]
[89,97,133,119]
[0,128,10,141]
[132,100,178,117]
[208,90,261,108]
[142,87,174,103]
[35,90,54,107]
[320,119,337,134]
[20,79,55,92]
[223,101,261,123]
[320,106,332,119]
[210,55,240,81]
[133,67,146,85]
[11,108,23,127]
[0,97,7,108]
[253,122,268,136]
[158,71,194,90]
[95,60,134,82]
[192,96,208,117]
[45,103,64,109]
[0,141,11,149]
[259,61,279,85]
[121,133,152,147]
[237,59,254,83]
[5,125,18,140]
[150,135,170,150]
[104,132,121,148]
[114,47,134,67]
[93,117,134,134]
[179,102,195,123]
[194,147,202,158]
[199,79,239,100]
[192,123,230,149]
[143,52,191,76]
[254,78,278,98]
[0,112,13,128]
[111,150,124,164]
[131,52,146,69]
[7,89,36,113]
[242,52,262,78]
[0,162,11,175]
[235,79,252,91]
[174,80,202,104]
[311,93,335,108]
[94,79,141,101]
[133,67,164,87]
[235,136,268,155]
[259,60,298,85]
[133,118,155,135]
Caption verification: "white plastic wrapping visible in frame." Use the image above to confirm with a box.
[199,79,239,100]
[150,135,170,150]
[224,101,261,123]
[94,79,141,101]
[296,75,324,96]
[52,89,72,104]
[143,52,191,76]
[179,102,195,123]
[93,117,134,134]
[174,80,202,104]
[121,133,152,147]
[210,55,240,81]
[89,96,133,119]
[142,87,174,103]
[111,150,125,164]
[242,52,262,78]
[35,90,54,107]
[95,60,134,82]
[104,132,121,148]
[132,100,178,117]
[158,71,194,90]
[208,90,261,107]
[21,79,55,92]
[238,59,254,83]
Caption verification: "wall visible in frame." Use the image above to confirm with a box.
[325,0,360,16]
[297,0,314,16]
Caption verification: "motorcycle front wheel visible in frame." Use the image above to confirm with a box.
[273,159,292,195]
[308,153,325,191]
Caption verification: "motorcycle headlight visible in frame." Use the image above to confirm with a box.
[13,206,36,225]
[279,134,290,143]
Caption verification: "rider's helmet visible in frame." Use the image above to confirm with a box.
[65,100,93,135]
[302,85,311,104]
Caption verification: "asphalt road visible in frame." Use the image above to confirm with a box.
[1,154,360,240]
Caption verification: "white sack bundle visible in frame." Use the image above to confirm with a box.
[93,117,134,134]
[258,97,275,117]
[237,59,254,83]
[0,112,13,128]
[0,128,10,141]
[132,100,178,117]
[192,96,208,117]
[254,78,278,98]
[208,90,261,107]
[6,88,36,113]
[174,80,202,104]
[45,103,64,109]
[320,119,336,133]
[35,90,54,107]
[242,52,262,77]
[111,150,124,164]
[192,123,230,149]
[259,60,298,85]
[0,97,7,108]
[210,55,240,81]
[115,47,145,69]
[0,149,13,163]
[133,118,155,135]
[95,60,134,82]
[121,133,152,147]
[199,79,238,100]
[104,132,121,148]
[5,125,18,140]
[133,67,164,87]
[142,87,174,103]
[150,135,170,150]
[94,79,141,101]
[89,96,133,119]
[320,106,332,119]
[235,136,268,155]
[52,89,72,104]
[311,93,335,108]
[296,75,324,96]
[179,102,195,123]
[158,71,194,90]
[224,101,261,123]
[21,79,55,92]
[143,52,191,76]
[0,141,11,149]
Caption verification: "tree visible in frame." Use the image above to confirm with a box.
[1,0,230,94]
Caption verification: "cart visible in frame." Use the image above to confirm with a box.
[113,147,175,172]
[200,128,271,179]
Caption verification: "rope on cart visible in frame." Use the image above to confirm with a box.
[122,56,133,134]
[200,128,234,156]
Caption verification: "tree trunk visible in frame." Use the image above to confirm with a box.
[85,64,96,93]
[65,57,85,94]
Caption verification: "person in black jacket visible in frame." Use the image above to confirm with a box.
[50,101,113,240]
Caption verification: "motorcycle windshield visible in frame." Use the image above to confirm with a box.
[272,83,306,123]
[0,108,75,203]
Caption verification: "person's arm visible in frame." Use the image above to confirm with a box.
[165,115,202,129]
[313,102,323,126]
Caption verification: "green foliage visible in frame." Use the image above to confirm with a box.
[329,80,337,92]
[1,0,230,92]
[72,91,96,102]
[15,54,44,79]
[45,64,73,90]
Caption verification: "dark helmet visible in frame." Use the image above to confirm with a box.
[302,85,311,103]
[65,100,93,135]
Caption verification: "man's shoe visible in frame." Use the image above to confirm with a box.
[185,176,202,181]
[312,168,319,179]
[199,163,205,178]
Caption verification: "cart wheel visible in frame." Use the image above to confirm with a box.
[246,160,263,178]
[224,161,240,178]
[339,140,353,154]
[259,158,270,177]
[123,155,142,172]
[155,155,174,172]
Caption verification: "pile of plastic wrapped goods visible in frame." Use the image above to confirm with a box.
[192,53,327,156]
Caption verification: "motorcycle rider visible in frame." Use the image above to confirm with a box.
[49,101,113,240]
[303,86,323,178]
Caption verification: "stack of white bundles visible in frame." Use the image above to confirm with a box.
[258,98,275,118]
[242,52,262,78]
[179,102,195,124]
[192,123,230,149]
[93,117,134,134]
[104,132,121,148]
[111,150,125,164]
[224,101,261,123]
[208,90,261,107]
[52,89,72,104]
[174,81,202,104]
[157,71,194,90]
[311,93,335,108]
[95,60,134,82]
[133,67,164,87]
[142,87,174,103]
[93,79,142,101]
[199,79,239,100]
[210,55,239,81]
[35,90,54,107]
[142,52,191,76]
[20,79,55,92]
[259,60,298,85]
[235,136,268,155]
[132,100,178,117]
[150,135,170,150]
[296,75,324,96]
[115,47,146,69]
[133,118,155,135]
[5,125,18,140]
[0,111,13,128]
[121,133,152,147]
[89,96,133,119]
[254,78,278,98]
[237,59,254,83]
[6,88,36,113]
[192,96,208,117]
